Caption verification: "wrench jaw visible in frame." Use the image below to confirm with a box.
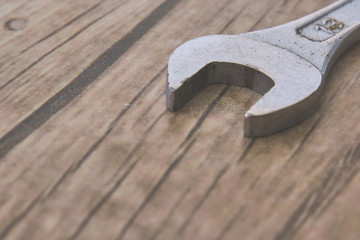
[243,75,324,137]
[244,88,323,137]
[166,64,211,111]
[167,35,323,137]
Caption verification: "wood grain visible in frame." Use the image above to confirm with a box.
[0,0,360,239]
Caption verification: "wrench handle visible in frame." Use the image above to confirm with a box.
[297,0,360,43]
[245,0,360,75]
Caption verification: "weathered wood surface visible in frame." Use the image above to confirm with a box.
[0,0,359,239]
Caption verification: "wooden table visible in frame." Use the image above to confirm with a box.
[0,0,359,239]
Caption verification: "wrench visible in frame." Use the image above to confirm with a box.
[166,0,360,137]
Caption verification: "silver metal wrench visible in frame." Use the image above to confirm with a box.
[166,0,360,137]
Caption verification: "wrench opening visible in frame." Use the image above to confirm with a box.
[166,62,274,111]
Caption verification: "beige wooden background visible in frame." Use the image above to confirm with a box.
[0,0,359,239]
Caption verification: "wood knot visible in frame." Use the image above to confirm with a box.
[5,18,27,31]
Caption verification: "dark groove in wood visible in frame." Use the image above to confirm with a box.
[112,68,165,126]
[109,141,145,183]
[45,162,77,197]
[274,191,313,240]
[134,91,165,126]
[0,1,124,92]
[281,0,292,7]
[45,70,164,197]
[150,186,192,240]
[285,116,321,165]
[117,138,197,240]
[280,171,337,239]
[316,170,358,218]
[219,2,249,34]
[275,148,359,240]
[346,71,360,93]
[0,0,180,160]
[192,0,234,38]
[107,110,166,185]
[326,92,337,105]
[112,109,167,178]
[20,0,107,55]
[150,135,234,240]
[216,207,244,240]
[183,86,230,144]
[0,191,44,239]
[237,139,255,164]
[177,165,230,235]
[69,120,164,240]
[203,0,234,33]
[351,142,360,160]
[66,102,171,239]
[133,76,166,127]
[68,157,141,240]
[72,69,164,172]
[249,3,275,31]
[1,97,166,236]
[315,148,359,217]
[249,175,261,191]
[143,111,167,136]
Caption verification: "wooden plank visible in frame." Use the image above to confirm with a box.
[0,0,104,81]
[1,0,360,239]
[0,0,166,139]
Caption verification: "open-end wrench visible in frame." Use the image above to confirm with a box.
[166,0,360,137]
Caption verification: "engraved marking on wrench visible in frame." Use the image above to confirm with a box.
[298,17,347,42]
[314,18,345,33]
